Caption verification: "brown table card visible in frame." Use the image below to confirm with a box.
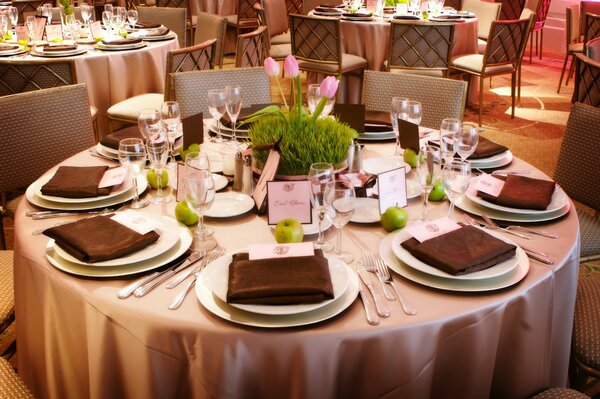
[267,181,312,225]
[35,17,47,42]
[333,104,365,133]
[182,112,204,147]
[398,118,420,152]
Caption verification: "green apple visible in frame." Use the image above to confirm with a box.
[403,148,418,168]
[380,206,409,232]
[175,200,199,226]
[428,180,445,201]
[179,143,201,161]
[146,169,169,189]
[274,218,304,243]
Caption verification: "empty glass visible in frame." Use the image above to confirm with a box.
[415,143,441,222]
[42,3,52,25]
[390,96,409,156]
[225,85,242,143]
[118,138,149,209]
[8,7,18,35]
[0,14,7,42]
[26,16,37,49]
[442,159,471,220]
[439,117,461,165]
[407,100,422,125]
[324,181,356,263]
[138,108,162,142]
[307,84,334,118]
[146,129,171,204]
[126,9,138,29]
[308,162,335,251]
[102,11,112,31]
[457,123,479,160]
[161,101,181,168]
[208,88,226,143]
[80,3,92,24]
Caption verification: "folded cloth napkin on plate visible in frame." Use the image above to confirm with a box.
[319,3,345,7]
[477,175,556,210]
[102,38,143,46]
[220,103,276,129]
[100,128,145,150]
[0,44,20,51]
[468,136,508,160]
[43,45,78,52]
[144,26,170,37]
[41,166,113,198]
[44,215,160,263]
[365,110,392,127]
[342,12,372,17]
[393,15,421,20]
[134,22,162,29]
[314,6,342,12]
[401,225,516,275]
[227,249,334,305]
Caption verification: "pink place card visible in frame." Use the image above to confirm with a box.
[35,17,46,42]
[406,216,461,243]
[16,26,28,42]
[45,25,63,42]
[111,210,161,235]
[267,180,312,225]
[90,21,103,40]
[98,166,127,188]
[474,174,504,197]
[377,166,407,214]
[176,163,185,202]
[248,242,314,260]
[252,149,281,213]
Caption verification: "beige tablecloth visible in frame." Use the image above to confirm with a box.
[14,139,579,398]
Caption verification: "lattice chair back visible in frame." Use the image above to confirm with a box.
[0,59,76,96]
[12,0,44,23]
[235,26,268,67]
[171,67,271,119]
[496,0,525,20]
[532,0,552,33]
[137,6,187,48]
[443,0,462,11]
[165,39,216,100]
[290,14,341,65]
[584,12,600,44]
[194,12,227,68]
[286,0,303,16]
[573,53,600,107]
[587,36,600,61]
[238,0,258,21]
[483,17,531,68]
[388,21,455,75]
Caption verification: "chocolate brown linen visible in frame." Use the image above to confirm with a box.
[0,44,20,51]
[146,26,170,37]
[135,22,162,29]
[100,128,145,150]
[43,45,78,52]
[477,175,556,210]
[41,166,112,198]
[468,136,508,160]
[43,215,160,263]
[102,38,143,45]
[220,104,275,129]
[227,250,334,305]
[400,225,516,275]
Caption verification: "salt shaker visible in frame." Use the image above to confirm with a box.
[347,139,362,173]
[232,150,243,192]
[242,155,254,195]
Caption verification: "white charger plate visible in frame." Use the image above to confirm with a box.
[205,192,254,217]
[0,47,26,56]
[379,231,529,292]
[390,227,519,281]
[454,196,571,223]
[468,150,513,169]
[45,226,192,277]
[139,32,176,41]
[95,42,146,51]
[465,176,568,215]
[31,47,87,57]
[52,215,181,267]
[362,157,411,175]
[204,250,350,315]
[205,119,250,139]
[196,262,359,328]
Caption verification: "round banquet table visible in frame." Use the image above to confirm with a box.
[14,137,579,399]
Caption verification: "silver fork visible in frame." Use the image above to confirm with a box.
[481,214,559,239]
[166,245,225,289]
[362,251,395,301]
[375,257,417,316]
[463,214,532,240]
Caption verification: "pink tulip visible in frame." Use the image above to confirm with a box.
[319,76,339,99]
[263,57,280,77]
[283,55,299,78]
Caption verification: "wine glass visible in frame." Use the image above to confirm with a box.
[8,7,18,36]
[390,96,408,157]
[184,152,217,255]
[138,108,161,142]
[118,138,149,209]
[146,128,171,204]
[407,100,422,125]
[439,117,461,165]
[114,7,126,30]
[415,143,441,222]
[457,123,479,161]
[308,162,334,251]
[102,11,112,32]
[42,3,52,25]
[442,159,471,220]
[324,181,355,263]
[26,16,37,50]
[0,14,7,42]
[225,85,242,143]
[80,3,92,26]
[307,84,334,118]
[104,3,114,15]
[161,101,181,168]
[127,9,138,29]
[207,88,226,143]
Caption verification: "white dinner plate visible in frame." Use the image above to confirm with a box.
[96,143,119,160]
[205,192,254,217]
[468,150,513,169]
[52,214,181,267]
[95,42,147,51]
[454,196,571,223]
[45,226,192,277]
[362,157,411,175]
[390,227,519,281]
[350,197,380,223]
[379,231,529,292]
[0,47,26,56]
[204,250,350,315]
[138,32,177,41]
[269,209,333,235]
[465,176,568,215]
[359,130,396,141]
[196,262,359,328]
[31,47,87,57]
[205,119,250,139]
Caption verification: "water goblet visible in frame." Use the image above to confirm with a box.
[80,3,92,25]
[161,101,181,168]
[26,16,37,50]
[208,88,226,143]
[118,138,149,209]
[146,128,172,204]
[407,100,422,125]
[415,143,441,222]
[104,3,113,15]
[127,9,138,29]
[439,117,461,165]
[308,162,335,251]
[0,14,8,42]
[225,85,242,143]
[102,10,113,32]
[390,96,408,156]
[307,84,334,118]
[442,159,471,220]
[42,3,52,25]
[324,181,356,263]
[138,108,161,142]
[457,122,479,161]
[8,7,18,36]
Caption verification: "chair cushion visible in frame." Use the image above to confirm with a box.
[578,209,600,260]
[531,387,590,398]
[477,38,487,54]
[0,251,14,330]
[572,269,600,371]
[451,54,514,76]
[569,42,584,53]
[90,106,98,120]
[299,53,367,74]
[269,43,291,60]
[384,60,445,77]
[271,31,290,45]
[0,356,34,399]
[107,93,165,122]
[225,15,257,27]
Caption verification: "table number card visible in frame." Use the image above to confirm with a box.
[267,180,312,225]
[332,104,365,133]
[249,242,314,260]
[111,210,161,235]
[35,17,46,42]
[377,166,407,214]
[182,112,204,146]
[45,25,63,42]
[90,21,103,40]
[473,174,504,197]
[98,166,127,189]
[406,216,461,242]
[398,118,420,152]
[16,26,28,42]
[252,149,281,213]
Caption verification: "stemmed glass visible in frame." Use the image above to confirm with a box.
[8,7,18,37]
[307,84,334,118]
[0,14,8,43]
[439,117,461,165]
[415,143,441,222]
[26,16,37,50]
[102,11,113,33]
[42,3,52,25]
[308,162,334,251]
[161,101,181,168]
[138,108,162,142]
[146,128,171,204]
[115,7,126,31]
[442,159,471,220]
[184,152,217,255]
[80,3,93,28]
[390,96,408,157]
[457,123,479,161]
[225,85,242,143]
[118,138,149,209]
[208,88,226,143]
[407,100,422,125]
[127,9,138,29]
[324,181,355,263]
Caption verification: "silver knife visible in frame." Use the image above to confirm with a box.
[131,252,203,298]
[354,268,379,325]
[357,266,390,318]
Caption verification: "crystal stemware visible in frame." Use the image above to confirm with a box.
[118,138,149,209]
[146,128,172,204]
[324,181,356,263]
[127,9,138,29]
[390,96,408,157]
[457,122,479,161]
[439,117,461,165]
[42,3,52,25]
[442,159,471,220]
[138,108,161,142]
[225,85,242,143]
[8,7,18,36]
[407,100,422,125]
[415,143,441,222]
[207,88,226,143]
[307,84,334,118]
[26,16,37,50]
[161,101,181,168]
[308,162,334,251]
[0,14,8,42]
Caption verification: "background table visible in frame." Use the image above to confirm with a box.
[14,139,578,399]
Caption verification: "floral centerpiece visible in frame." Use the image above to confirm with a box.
[245,55,358,177]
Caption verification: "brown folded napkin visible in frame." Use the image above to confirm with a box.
[0,44,20,51]
[477,175,556,210]
[227,249,334,305]
[365,110,391,127]
[100,128,145,150]
[145,26,170,37]
[319,3,345,7]
[220,103,277,129]
[134,22,162,29]
[468,136,508,160]
[41,166,113,198]
[315,6,342,12]
[43,45,78,52]
[102,38,143,46]
[342,12,372,17]
[401,225,517,275]
[44,215,160,263]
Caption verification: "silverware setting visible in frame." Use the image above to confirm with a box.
[166,246,225,289]
[362,251,395,301]
[353,266,379,325]
[375,257,417,316]
[357,265,390,318]
[481,215,559,239]
[463,214,532,240]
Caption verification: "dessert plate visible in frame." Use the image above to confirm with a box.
[205,192,254,217]
[362,157,411,175]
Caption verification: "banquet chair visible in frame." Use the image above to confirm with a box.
[107,39,216,132]
[531,387,590,398]
[386,20,455,78]
[361,70,467,129]
[443,0,462,11]
[558,5,584,94]
[572,53,600,107]
[0,251,14,333]
[450,15,534,126]
[580,1,600,37]
[289,13,368,102]
[583,12,600,45]
[171,67,270,119]
[194,12,227,69]
[152,0,193,46]
[235,26,268,67]
[262,0,291,46]
[286,0,303,17]
[461,0,502,53]
[225,0,260,42]
[255,2,291,61]
[11,0,44,23]
[527,0,552,63]
[0,355,34,398]
[587,36,600,61]
[137,6,187,48]
[0,58,100,142]
[495,0,525,21]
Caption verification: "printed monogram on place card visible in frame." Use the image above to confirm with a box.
[267,180,312,225]
[406,216,461,242]
[474,174,504,197]
[249,242,314,260]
